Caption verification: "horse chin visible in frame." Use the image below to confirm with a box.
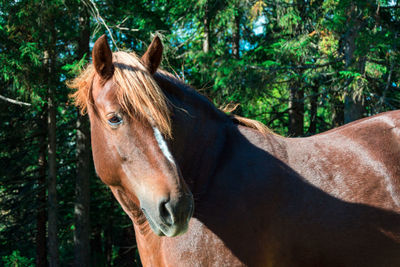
[149,224,165,237]
[141,209,164,236]
[142,208,190,237]
[159,221,190,237]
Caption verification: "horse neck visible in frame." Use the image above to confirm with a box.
[154,73,230,196]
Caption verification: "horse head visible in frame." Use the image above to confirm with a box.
[86,35,194,237]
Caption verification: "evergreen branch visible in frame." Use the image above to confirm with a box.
[249,58,342,72]
[0,95,31,107]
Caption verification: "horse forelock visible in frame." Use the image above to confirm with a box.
[68,51,172,138]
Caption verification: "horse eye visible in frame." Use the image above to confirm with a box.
[108,115,123,127]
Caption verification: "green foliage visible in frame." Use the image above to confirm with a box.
[2,251,34,267]
[62,54,88,75]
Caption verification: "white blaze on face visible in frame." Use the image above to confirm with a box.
[153,127,175,164]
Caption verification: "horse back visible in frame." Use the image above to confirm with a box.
[269,110,400,266]
[285,110,400,212]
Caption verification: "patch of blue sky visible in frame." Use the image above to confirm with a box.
[242,16,267,52]
[254,16,266,36]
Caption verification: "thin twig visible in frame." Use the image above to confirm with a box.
[0,95,31,107]
[114,16,139,32]
[114,26,139,32]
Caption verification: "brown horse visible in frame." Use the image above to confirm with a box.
[70,35,400,266]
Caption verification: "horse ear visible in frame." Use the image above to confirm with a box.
[141,36,163,74]
[92,34,114,80]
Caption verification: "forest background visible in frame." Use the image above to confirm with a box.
[1,0,400,266]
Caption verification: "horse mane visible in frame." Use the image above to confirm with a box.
[68,51,172,138]
[68,50,274,138]
[230,115,275,136]
[157,70,275,136]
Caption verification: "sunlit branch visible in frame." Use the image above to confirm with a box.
[0,95,31,107]
[83,0,119,50]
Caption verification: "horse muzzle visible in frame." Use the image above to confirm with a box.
[141,193,194,237]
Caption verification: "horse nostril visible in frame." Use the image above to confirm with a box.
[159,199,174,226]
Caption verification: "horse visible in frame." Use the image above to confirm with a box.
[69,34,400,266]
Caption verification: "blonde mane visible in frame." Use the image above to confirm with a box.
[68,51,172,138]
[231,115,275,136]
[221,104,275,136]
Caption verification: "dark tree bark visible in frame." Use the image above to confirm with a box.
[332,94,345,128]
[47,52,59,267]
[344,56,366,123]
[308,83,319,135]
[113,226,136,267]
[344,94,364,123]
[288,78,304,136]
[232,9,240,59]
[47,59,59,267]
[105,195,114,266]
[90,225,103,267]
[74,8,91,267]
[343,4,365,123]
[74,115,91,265]
[203,0,210,53]
[288,1,307,137]
[105,222,113,266]
[36,112,47,267]
[45,14,59,265]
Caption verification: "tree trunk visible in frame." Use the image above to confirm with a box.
[113,226,136,267]
[105,224,113,266]
[74,115,91,265]
[47,48,59,267]
[344,56,366,123]
[74,9,91,267]
[332,94,344,128]
[203,0,210,53]
[36,112,47,267]
[288,78,304,136]
[90,225,103,266]
[105,197,114,266]
[343,4,364,123]
[45,17,59,265]
[232,10,240,59]
[344,95,363,123]
[308,84,319,135]
[47,69,59,267]
[288,1,306,136]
